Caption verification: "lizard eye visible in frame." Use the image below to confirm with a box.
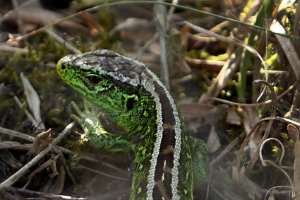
[126,97,136,111]
[87,74,102,85]
[60,63,66,70]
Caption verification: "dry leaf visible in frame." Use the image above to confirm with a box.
[20,73,45,130]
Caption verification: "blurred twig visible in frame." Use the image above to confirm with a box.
[0,123,74,188]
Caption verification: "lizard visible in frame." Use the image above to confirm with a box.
[56,49,207,200]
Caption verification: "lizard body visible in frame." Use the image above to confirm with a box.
[56,49,206,199]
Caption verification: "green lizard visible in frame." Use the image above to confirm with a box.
[56,49,207,199]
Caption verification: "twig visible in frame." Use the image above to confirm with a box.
[246,80,277,170]
[0,126,73,155]
[5,187,86,199]
[8,1,287,44]
[155,0,169,89]
[184,21,269,85]
[25,154,60,188]
[0,123,74,188]
[78,165,128,181]
[261,160,294,198]
[208,82,296,107]
[0,126,35,142]
[259,138,285,167]
[236,116,300,171]
[264,186,292,200]
[45,29,81,54]
[0,45,28,54]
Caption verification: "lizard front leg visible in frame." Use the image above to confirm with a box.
[71,101,133,153]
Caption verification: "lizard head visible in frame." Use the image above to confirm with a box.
[56,49,156,134]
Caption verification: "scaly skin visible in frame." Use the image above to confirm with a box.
[56,49,207,199]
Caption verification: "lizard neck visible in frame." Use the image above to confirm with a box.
[136,69,182,200]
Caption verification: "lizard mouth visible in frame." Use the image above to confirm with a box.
[56,59,64,75]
